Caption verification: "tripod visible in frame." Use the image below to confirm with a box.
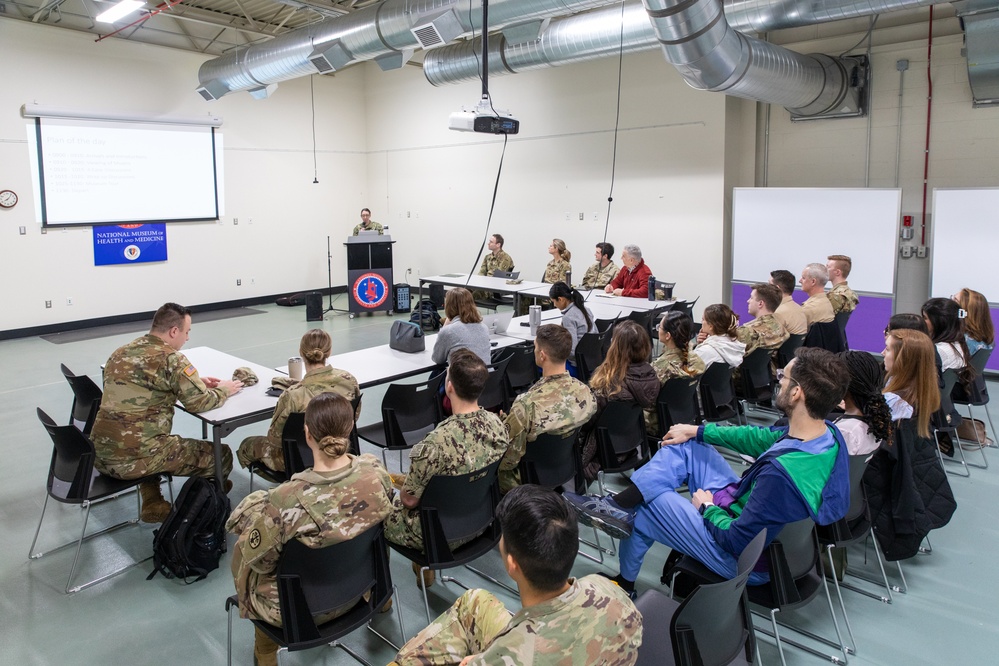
[323,235,350,316]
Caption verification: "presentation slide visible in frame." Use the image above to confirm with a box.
[29,118,222,226]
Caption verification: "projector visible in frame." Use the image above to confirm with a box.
[448,99,519,135]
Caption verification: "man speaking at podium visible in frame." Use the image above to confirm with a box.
[352,207,384,236]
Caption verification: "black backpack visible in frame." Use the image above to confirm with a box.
[147,477,230,582]
[410,298,442,332]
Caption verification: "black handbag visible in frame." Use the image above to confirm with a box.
[389,320,425,353]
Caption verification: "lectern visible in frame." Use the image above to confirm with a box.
[344,234,395,318]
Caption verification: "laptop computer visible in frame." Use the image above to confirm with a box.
[482,310,514,335]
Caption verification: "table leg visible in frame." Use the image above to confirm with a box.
[212,425,226,492]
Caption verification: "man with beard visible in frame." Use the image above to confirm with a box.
[564,347,851,595]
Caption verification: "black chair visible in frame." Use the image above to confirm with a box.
[626,309,657,345]
[635,529,766,666]
[498,343,538,399]
[952,346,996,457]
[478,356,512,413]
[652,375,701,441]
[677,297,699,320]
[594,401,650,496]
[803,321,845,354]
[357,374,445,471]
[29,408,172,594]
[60,363,103,436]
[774,333,805,369]
[594,317,619,333]
[518,427,584,492]
[933,369,973,476]
[834,310,852,350]
[698,363,739,424]
[736,348,776,419]
[387,459,505,623]
[575,330,611,383]
[225,524,405,666]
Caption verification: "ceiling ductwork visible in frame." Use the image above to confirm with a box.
[954,0,999,107]
[723,0,938,33]
[197,0,615,98]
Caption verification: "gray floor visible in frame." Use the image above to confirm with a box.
[2,303,997,665]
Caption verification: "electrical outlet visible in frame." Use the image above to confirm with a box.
[236,279,241,286]
[578,212,584,221]
[592,212,599,222]
[407,211,411,218]
[45,300,52,309]
[564,212,571,221]
[901,246,913,258]
[41,228,47,234]
[66,297,73,306]
[250,277,255,285]
[233,217,238,225]
[916,246,928,258]
[19,226,26,235]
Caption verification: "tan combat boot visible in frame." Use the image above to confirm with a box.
[412,561,435,588]
[138,480,172,523]
[253,626,279,666]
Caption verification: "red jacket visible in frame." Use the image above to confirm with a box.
[609,259,653,298]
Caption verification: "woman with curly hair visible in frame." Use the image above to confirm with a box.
[883,329,941,439]
[953,288,995,356]
[691,303,746,370]
[835,351,893,456]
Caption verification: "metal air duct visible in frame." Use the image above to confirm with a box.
[724,0,938,33]
[954,0,999,107]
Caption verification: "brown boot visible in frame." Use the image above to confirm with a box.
[253,626,279,666]
[138,481,171,523]
[412,561,435,588]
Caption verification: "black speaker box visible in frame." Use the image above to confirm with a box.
[305,292,323,321]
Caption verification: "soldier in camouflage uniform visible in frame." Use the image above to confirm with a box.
[352,207,384,235]
[543,238,572,284]
[385,349,509,556]
[227,393,392,666]
[237,329,359,472]
[581,242,618,290]
[646,310,706,436]
[91,303,242,523]
[826,254,859,315]
[737,283,790,356]
[391,485,642,666]
[500,325,596,493]
[472,233,515,301]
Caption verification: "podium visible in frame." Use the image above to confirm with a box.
[344,234,395,318]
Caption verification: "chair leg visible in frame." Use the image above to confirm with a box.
[935,431,970,477]
[465,565,519,597]
[27,493,51,559]
[823,547,857,654]
[919,535,932,554]
[276,646,289,666]
[65,501,93,594]
[960,413,990,468]
[331,641,376,666]
[893,561,908,594]
[418,564,433,625]
[982,406,998,448]
[227,602,235,666]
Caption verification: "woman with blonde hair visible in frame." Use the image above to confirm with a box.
[227,393,393,666]
[954,288,995,356]
[580,320,659,480]
[882,329,941,438]
[237,328,359,472]
[543,238,572,284]
[691,304,746,370]
[432,287,491,365]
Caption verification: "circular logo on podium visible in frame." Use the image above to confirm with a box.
[353,272,389,309]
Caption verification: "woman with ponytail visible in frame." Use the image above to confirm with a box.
[227,392,393,666]
[238,328,360,472]
[645,311,706,435]
[835,352,894,456]
[549,281,596,359]
[543,238,572,284]
[691,304,746,370]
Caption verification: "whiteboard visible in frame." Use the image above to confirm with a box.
[930,188,999,303]
[732,188,900,295]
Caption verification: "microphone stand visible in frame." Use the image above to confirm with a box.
[323,235,350,315]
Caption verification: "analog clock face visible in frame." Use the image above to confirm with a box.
[0,190,17,209]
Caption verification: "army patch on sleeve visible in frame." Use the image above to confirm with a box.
[183,365,197,377]
[248,529,261,549]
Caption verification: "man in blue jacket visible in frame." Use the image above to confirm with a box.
[565,347,851,591]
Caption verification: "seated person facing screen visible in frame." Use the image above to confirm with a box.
[385,349,509,586]
[692,303,746,370]
[799,262,835,327]
[604,244,653,298]
[882,329,941,436]
[826,254,859,315]
[352,207,383,235]
[91,302,242,523]
[646,311,706,435]
[770,269,808,335]
[737,282,789,356]
[472,233,515,301]
[581,242,618,290]
[543,238,573,284]
[835,351,893,457]
[432,288,491,366]
[549,281,596,360]
[237,329,359,473]
[565,347,851,596]
[390,485,643,666]
[499,325,596,493]
[227,393,393,666]
[954,287,995,356]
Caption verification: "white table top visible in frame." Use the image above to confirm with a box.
[420,273,549,293]
[181,346,284,425]
[586,292,674,312]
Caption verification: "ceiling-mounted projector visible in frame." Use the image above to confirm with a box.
[449,98,519,135]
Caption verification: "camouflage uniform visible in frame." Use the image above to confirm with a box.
[645,348,705,436]
[226,454,393,625]
[737,313,789,356]
[352,220,384,235]
[827,282,859,315]
[802,293,835,327]
[91,334,232,480]
[393,575,643,666]
[581,261,618,290]
[473,250,516,301]
[500,374,596,493]
[385,410,509,551]
[237,366,360,472]
[543,258,572,284]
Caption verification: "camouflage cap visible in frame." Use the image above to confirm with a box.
[271,375,299,390]
[232,366,259,386]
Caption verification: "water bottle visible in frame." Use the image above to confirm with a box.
[529,305,542,336]
[648,275,656,301]
[288,356,304,381]
[565,270,572,287]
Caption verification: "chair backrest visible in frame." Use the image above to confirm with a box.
[519,427,583,490]
[574,330,610,383]
[625,309,655,344]
[803,321,845,354]
[381,373,445,449]
[479,356,512,412]
[276,524,390,645]
[594,317,619,334]
[698,363,737,422]
[502,343,538,397]
[655,375,700,437]
[491,269,519,280]
[348,392,363,456]
[936,369,961,429]
[36,407,95,502]
[60,364,103,436]
[834,310,851,346]
[282,412,312,476]
[739,347,775,402]
[844,452,871,523]
[770,517,818,582]
[680,297,698,319]
[595,401,649,470]
[775,333,806,369]
[418,459,502,562]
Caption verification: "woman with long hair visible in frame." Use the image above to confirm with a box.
[691,304,746,369]
[237,328,359,472]
[954,288,995,356]
[549,281,595,359]
[580,320,659,480]
[882,329,941,438]
[645,311,705,435]
[922,297,975,390]
[543,238,572,284]
[432,287,491,365]
[836,351,893,456]
[227,393,393,666]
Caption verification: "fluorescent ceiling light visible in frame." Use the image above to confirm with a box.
[96,0,144,23]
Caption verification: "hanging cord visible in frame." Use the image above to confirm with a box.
[602,0,628,243]
[311,76,319,183]
[839,14,879,58]
[466,134,510,281]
